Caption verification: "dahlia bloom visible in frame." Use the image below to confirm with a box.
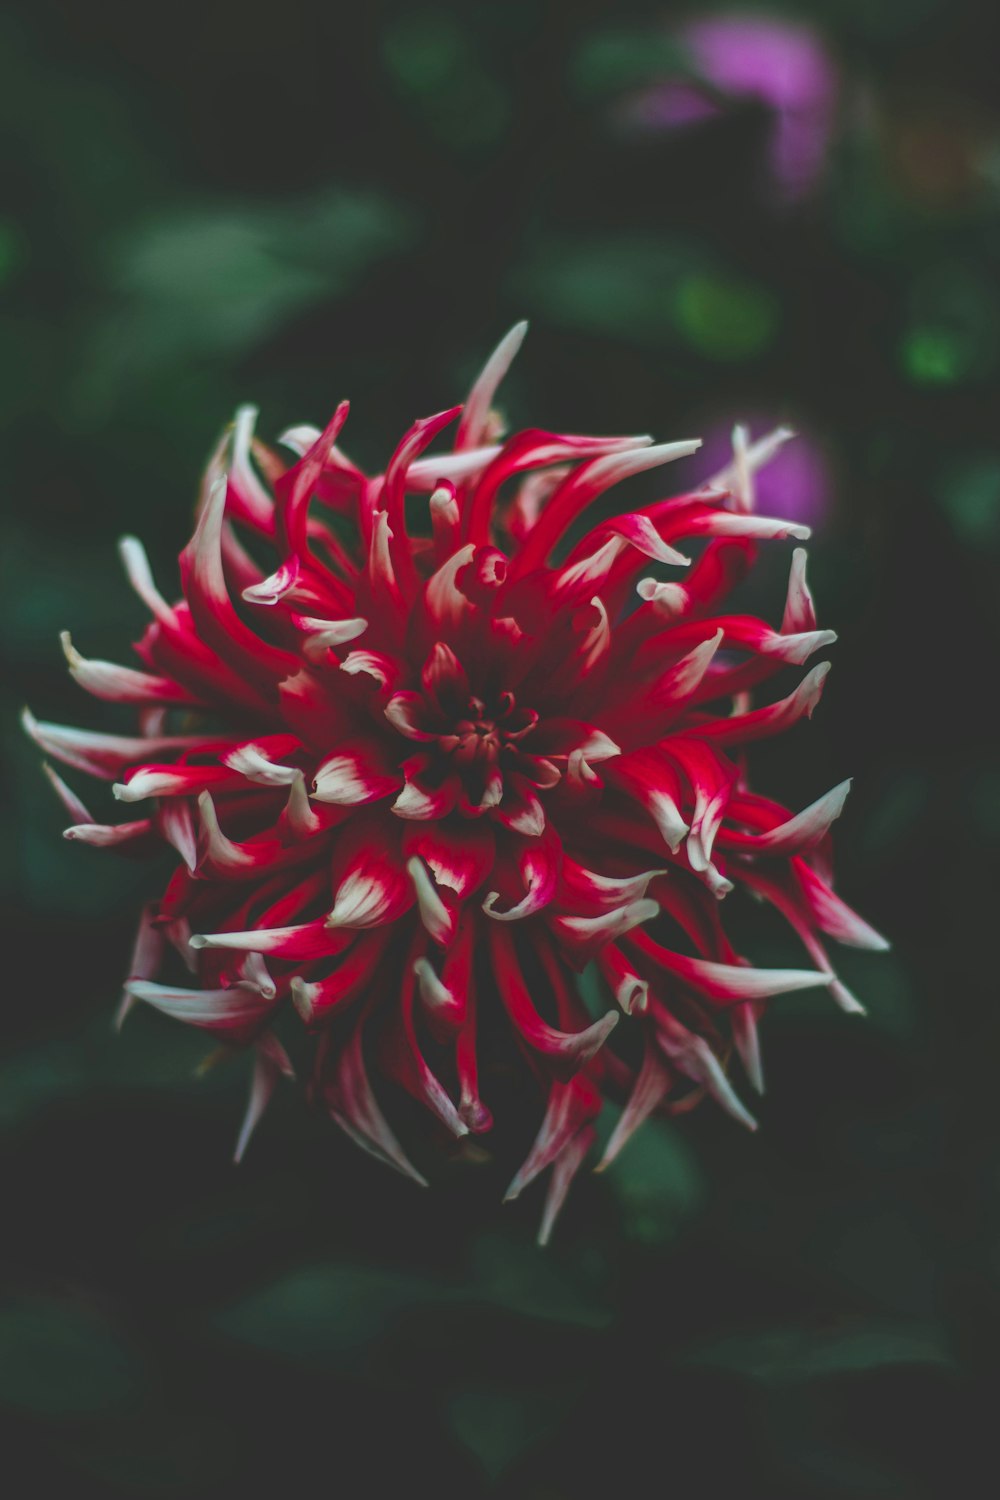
[26,324,886,1241]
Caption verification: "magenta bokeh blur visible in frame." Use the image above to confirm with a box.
[625,12,840,199]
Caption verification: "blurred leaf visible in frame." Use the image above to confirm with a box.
[0,1294,139,1415]
[514,234,777,361]
[673,272,779,360]
[73,188,414,423]
[680,1318,952,1383]
[382,11,510,150]
[215,1263,448,1366]
[466,1230,611,1327]
[215,1229,610,1370]
[0,1012,225,1129]
[600,1116,704,1245]
[933,453,1000,545]
[0,215,24,285]
[446,1386,575,1481]
[901,264,999,385]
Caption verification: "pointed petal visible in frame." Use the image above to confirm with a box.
[456,321,529,451]
[721,781,852,858]
[782,546,818,633]
[234,1036,294,1163]
[505,1075,601,1200]
[537,1127,596,1247]
[629,931,829,1004]
[324,1018,427,1186]
[60,632,197,705]
[598,1045,672,1169]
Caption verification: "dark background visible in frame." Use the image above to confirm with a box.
[2,1,997,1494]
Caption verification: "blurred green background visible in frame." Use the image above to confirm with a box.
[1,1,997,1495]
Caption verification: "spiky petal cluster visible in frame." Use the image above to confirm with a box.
[26,325,886,1240]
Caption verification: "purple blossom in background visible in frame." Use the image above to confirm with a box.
[626,12,840,199]
[698,420,834,532]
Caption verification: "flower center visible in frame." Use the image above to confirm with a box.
[439,692,537,768]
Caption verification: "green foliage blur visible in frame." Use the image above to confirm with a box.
[1,1,997,1495]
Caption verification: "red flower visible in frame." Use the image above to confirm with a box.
[26,325,886,1240]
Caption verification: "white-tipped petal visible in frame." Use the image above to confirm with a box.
[118,535,176,624]
[457,320,529,450]
[224,744,300,786]
[406,857,455,945]
[197,791,255,870]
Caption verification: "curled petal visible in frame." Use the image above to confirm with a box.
[491,926,619,1069]
[606,749,690,853]
[159,798,198,871]
[329,863,412,930]
[291,931,389,1024]
[551,897,660,965]
[403,820,495,900]
[295,616,368,660]
[559,858,666,915]
[483,827,561,921]
[384,692,438,742]
[391,757,458,820]
[223,742,301,786]
[597,944,650,1014]
[406,857,457,946]
[312,743,401,806]
[197,792,257,872]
